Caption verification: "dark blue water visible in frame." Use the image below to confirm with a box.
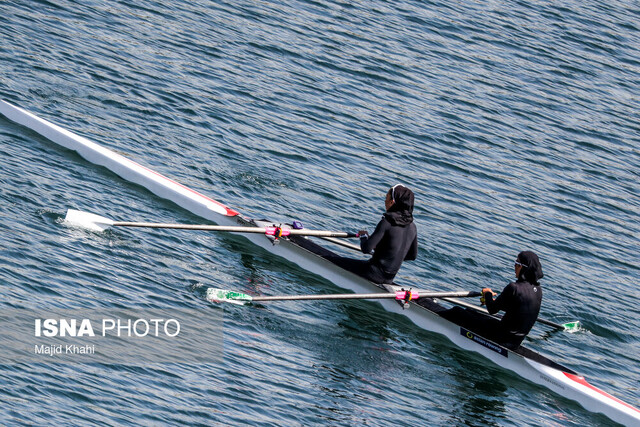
[1,0,638,425]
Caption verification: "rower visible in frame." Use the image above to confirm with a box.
[436,251,544,350]
[325,184,418,284]
[480,251,544,349]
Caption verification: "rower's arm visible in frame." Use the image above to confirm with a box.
[360,218,387,254]
[485,295,500,315]
[405,233,418,261]
[485,283,513,314]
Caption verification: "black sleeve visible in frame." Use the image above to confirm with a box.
[360,217,388,254]
[486,283,513,315]
[404,233,418,261]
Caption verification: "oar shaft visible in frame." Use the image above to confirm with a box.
[443,297,566,330]
[319,236,363,252]
[111,222,356,238]
[113,222,263,232]
[250,290,480,302]
[533,316,566,330]
[252,293,394,302]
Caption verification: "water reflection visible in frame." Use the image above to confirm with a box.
[446,375,508,426]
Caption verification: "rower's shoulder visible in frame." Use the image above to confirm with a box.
[377,215,393,227]
[511,280,543,297]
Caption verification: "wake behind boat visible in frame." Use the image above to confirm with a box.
[1,100,638,425]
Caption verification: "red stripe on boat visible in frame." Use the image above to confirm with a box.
[564,372,640,413]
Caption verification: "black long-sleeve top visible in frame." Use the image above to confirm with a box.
[485,280,542,345]
[360,216,418,279]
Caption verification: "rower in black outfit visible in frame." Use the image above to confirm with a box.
[436,251,544,350]
[481,251,543,348]
[327,184,418,284]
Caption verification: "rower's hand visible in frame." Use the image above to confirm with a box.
[480,288,496,306]
[358,230,368,239]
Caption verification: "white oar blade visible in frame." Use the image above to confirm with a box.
[64,209,115,232]
[206,288,252,305]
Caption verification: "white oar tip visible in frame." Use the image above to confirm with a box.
[205,288,252,305]
[64,209,114,232]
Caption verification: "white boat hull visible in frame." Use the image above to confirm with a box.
[2,100,638,425]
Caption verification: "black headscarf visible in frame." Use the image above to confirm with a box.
[517,251,544,285]
[384,184,414,226]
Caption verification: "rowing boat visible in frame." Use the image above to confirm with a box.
[3,99,638,424]
[1,100,638,425]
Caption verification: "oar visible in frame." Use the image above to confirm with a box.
[319,236,363,252]
[64,209,358,238]
[443,296,580,332]
[207,288,481,305]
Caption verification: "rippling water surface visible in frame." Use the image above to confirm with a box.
[1,0,638,425]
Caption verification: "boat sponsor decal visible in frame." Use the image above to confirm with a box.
[460,328,508,357]
[564,372,640,413]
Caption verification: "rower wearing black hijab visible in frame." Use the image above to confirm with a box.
[434,250,543,350]
[481,251,544,348]
[327,184,418,284]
